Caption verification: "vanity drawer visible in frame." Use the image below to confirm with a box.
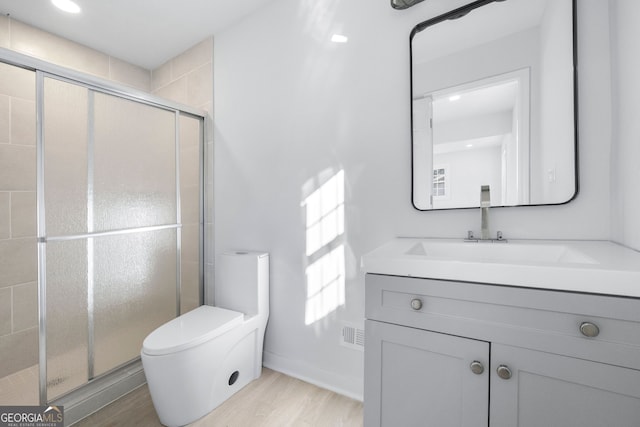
[365,274,640,369]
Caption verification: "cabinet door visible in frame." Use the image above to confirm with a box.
[364,320,489,427]
[491,344,640,427]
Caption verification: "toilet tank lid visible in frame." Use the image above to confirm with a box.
[142,305,243,356]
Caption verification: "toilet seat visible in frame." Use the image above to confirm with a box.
[142,305,243,356]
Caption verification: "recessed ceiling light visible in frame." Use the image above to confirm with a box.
[52,0,81,14]
[331,34,348,43]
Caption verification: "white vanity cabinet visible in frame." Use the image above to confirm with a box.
[490,344,640,427]
[364,273,640,427]
[366,320,489,427]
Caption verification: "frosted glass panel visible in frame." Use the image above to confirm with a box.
[93,229,176,375]
[46,240,88,399]
[44,78,88,236]
[93,93,176,231]
[179,114,202,313]
[181,224,200,313]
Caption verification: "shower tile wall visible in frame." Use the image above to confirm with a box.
[0,15,151,92]
[0,15,7,46]
[0,62,37,379]
[152,37,214,304]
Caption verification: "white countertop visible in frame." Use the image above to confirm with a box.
[361,238,640,298]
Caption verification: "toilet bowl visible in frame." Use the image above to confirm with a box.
[141,251,269,427]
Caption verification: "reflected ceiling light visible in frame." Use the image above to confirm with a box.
[52,0,81,14]
[331,34,348,43]
[449,95,461,102]
[466,144,473,148]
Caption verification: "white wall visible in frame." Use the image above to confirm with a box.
[433,145,503,209]
[610,0,640,251]
[213,0,612,399]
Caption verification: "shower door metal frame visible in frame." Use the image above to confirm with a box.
[0,47,206,405]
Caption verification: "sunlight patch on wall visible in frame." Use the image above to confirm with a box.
[305,170,345,256]
[305,244,345,325]
[303,169,345,325]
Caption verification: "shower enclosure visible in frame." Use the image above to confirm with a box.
[0,50,204,416]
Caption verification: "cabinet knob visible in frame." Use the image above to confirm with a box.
[580,322,600,338]
[496,365,512,380]
[470,361,484,375]
[410,298,423,310]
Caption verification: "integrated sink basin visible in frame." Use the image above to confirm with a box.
[404,241,598,265]
[362,238,640,297]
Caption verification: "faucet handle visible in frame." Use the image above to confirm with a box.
[465,230,478,242]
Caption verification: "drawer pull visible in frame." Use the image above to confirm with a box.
[496,365,512,380]
[470,361,484,375]
[410,298,423,310]
[580,322,600,338]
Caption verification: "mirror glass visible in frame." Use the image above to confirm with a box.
[411,0,576,210]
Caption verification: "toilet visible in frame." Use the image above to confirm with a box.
[141,251,269,427]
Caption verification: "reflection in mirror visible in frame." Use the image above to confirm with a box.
[411,0,577,210]
[392,0,426,10]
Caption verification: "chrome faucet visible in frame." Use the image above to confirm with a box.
[480,185,490,240]
[465,185,506,242]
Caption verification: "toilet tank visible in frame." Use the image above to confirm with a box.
[215,251,269,318]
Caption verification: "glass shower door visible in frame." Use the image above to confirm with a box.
[91,92,177,377]
[42,76,187,400]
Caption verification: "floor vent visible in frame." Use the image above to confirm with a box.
[341,324,365,351]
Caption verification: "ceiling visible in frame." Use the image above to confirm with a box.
[0,0,275,69]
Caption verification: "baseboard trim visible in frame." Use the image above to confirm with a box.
[263,351,363,402]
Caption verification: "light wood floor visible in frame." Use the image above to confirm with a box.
[73,368,363,427]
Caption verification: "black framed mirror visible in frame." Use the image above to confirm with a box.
[411,0,577,210]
